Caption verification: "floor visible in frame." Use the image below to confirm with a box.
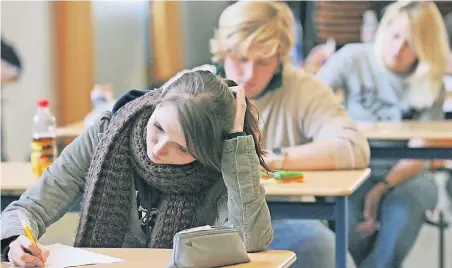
[404,171,452,268]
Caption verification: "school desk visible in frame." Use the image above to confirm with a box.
[0,248,296,268]
[263,168,371,268]
[357,120,452,159]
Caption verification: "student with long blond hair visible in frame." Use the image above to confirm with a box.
[113,1,369,267]
[318,1,450,267]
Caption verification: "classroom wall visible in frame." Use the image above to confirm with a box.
[1,1,55,161]
[0,1,227,161]
[92,1,149,98]
[92,1,228,92]
[180,1,230,69]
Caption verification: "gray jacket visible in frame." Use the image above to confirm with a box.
[1,114,273,253]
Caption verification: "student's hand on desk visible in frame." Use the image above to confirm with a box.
[263,154,285,170]
[8,235,49,267]
[356,183,388,236]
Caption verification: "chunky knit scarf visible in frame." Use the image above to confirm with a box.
[74,89,219,248]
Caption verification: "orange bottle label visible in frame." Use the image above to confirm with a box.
[31,137,56,179]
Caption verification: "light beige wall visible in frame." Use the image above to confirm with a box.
[1,1,54,161]
[92,0,149,97]
[179,1,230,69]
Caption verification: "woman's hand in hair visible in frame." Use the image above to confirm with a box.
[230,86,247,133]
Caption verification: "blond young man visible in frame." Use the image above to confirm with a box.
[210,3,368,267]
[209,1,369,171]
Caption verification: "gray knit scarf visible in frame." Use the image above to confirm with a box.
[74,89,220,248]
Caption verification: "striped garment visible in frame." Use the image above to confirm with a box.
[314,1,372,45]
[308,1,452,47]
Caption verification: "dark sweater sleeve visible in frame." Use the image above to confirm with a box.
[112,89,151,114]
[1,235,18,261]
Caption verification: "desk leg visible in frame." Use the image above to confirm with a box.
[335,196,348,268]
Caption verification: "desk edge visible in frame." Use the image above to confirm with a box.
[280,252,297,268]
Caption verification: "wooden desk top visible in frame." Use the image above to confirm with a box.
[0,162,35,192]
[0,248,296,268]
[56,120,85,137]
[89,248,295,268]
[357,121,452,140]
[262,169,370,197]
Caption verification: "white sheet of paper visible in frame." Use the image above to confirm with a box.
[43,243,124,268]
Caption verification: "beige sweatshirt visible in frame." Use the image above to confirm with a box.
[169,64,370,169]
[252,64,370,169]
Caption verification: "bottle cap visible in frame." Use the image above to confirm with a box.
[37,99,49,108]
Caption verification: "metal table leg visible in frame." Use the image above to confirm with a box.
[335,196,348,268]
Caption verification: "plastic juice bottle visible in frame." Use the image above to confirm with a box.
[31,99,57,179]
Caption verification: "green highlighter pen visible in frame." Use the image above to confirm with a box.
[272,171,304,179]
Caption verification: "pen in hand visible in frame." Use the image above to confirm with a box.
[17,211,45,264]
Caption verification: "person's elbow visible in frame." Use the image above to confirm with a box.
[334,134,370,170]
[245,223,273,253]
[241,195,274,253]
[347,134,370,169]
[353,139,370,169]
